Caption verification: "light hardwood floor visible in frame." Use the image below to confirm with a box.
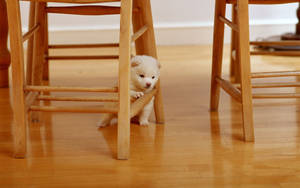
[1,45,300,187]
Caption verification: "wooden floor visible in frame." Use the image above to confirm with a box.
[2,45,300,187]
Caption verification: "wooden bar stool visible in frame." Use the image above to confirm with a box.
[210,0,300,142]
[6,0,164,159]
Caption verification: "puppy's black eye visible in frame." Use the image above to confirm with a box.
[139,74,145,78]
[152,76,155,79]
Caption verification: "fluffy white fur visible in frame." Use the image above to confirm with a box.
[97,55,161,127]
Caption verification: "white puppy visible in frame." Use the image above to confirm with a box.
[97,55,161,127]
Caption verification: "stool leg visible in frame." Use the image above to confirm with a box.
[43,9,49,82]
[31,2,46,122]
[230,4,241,83]
[210,0,226,111]
[237,0,254,142]
[234,37,241,84]
[118,0,132,160]
[32,2,46,86]
[26,1,35,85]
[230,4,235,81]
[132,0,165,124]
[6,0,27,158]
[0,0,10,88]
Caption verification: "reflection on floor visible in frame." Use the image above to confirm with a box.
[1,45,300,187]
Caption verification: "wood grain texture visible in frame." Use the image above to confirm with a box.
[2,45,300,187]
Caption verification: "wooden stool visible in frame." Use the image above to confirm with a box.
[6,0,164,159]
[210,0,299,142]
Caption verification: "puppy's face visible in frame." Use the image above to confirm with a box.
[131,55,161,92]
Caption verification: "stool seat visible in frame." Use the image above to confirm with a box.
[22,0,120,4]
[227,0,298,4]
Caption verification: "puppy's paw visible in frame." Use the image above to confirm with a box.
[110,118,118,125]
[139,119,150,126]
[97,120,109,128]
[132,92,144,99]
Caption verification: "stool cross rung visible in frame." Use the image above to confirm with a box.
[29,105,118,114]
[46,5,120,16]
[37,95,118,102]
[251,50,300,56]
[251,82,300,88]
[25,85,118,93]
[253,93,300,99]
[25,92,38,111]
[251,71,300,78]
[48,43,119,49]
[22,24,40,42]
[227,0,298,4]
[219,16,238,32]
[235,82,300,89]
[130,89,157,118]
[216,77,242,103]
[250,40,300,46]
[131,25,148,42]
[46,55,119,60]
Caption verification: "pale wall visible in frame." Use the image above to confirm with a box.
[19,1,299,45]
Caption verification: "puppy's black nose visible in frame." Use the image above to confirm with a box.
[146,83,151,88]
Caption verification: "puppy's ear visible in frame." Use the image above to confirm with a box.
[131,61,140,67]
[131,56,141,67]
